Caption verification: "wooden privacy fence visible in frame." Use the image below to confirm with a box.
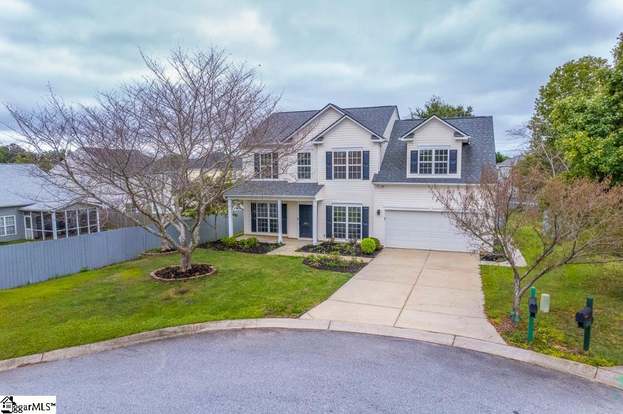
[0,213,242,289]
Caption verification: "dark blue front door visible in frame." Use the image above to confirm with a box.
[299,204,313,238]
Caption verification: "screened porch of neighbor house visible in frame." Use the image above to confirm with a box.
[20,204,101,241]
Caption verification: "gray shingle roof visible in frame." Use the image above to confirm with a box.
[373,116,496,184]
[0,164,79,209]
[224,181,323,198]
[264,104,397,142]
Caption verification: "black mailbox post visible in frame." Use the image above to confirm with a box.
[575,297,594,351]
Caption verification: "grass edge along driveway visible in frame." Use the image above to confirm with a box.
[0,249,350,360]
[481,227,623,366]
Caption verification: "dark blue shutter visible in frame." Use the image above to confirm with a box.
[325,152,333,180]
[325,205,332,238]
[449,150,458,174]
[362,151,370,180]
[253,154,260,177]
[281,203,287,234]
[251,203,257,232]
[362,207,369,238]
[410,150,418,174]
[272,152,279,179]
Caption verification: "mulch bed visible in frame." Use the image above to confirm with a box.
[298,241,380,258]
[150,263,216,281]
[480,252,506,262]
[302,258,367,273]
[204,241,282,254]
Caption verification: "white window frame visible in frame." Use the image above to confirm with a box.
[408,147,455,177]
[257,153,276,180]
[0,215,17,237]
[332,205,362,240]
[297,152,311,180]
[255,202,279,233]
[332,150,362,180]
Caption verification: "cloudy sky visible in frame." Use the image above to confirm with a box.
[1,0,621,153]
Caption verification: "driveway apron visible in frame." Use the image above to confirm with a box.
[303,248,504,343]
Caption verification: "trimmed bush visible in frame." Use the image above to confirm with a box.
[220,235,239,248]
[370,237,382,251]
[360,237,376,255]
[240,237,259,249]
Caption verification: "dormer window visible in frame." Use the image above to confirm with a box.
[409,148,457,175]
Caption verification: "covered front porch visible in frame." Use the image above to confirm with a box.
[224,181,324,245]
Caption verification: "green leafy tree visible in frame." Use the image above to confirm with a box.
[411,95,473,119]
[547,34,623,183]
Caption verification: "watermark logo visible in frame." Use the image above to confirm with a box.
[0,396,56,414]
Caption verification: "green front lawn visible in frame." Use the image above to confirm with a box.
[0,239,32,246]
[0,249,350,360]
[481,228,623,366]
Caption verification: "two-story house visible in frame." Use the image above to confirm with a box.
[223,103,495,252]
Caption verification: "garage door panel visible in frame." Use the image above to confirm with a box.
[385,211,472,252]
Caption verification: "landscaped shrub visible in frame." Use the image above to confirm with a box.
[370,237,382,251]
[360,238,376,255]
[220,235,239,248]
[303,253,366,273]
[240,237,259,249]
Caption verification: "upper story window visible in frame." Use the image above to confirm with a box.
[333,150,362,180]
[410,148,457,175]
[254,152,278,179]
[297,152,311,180]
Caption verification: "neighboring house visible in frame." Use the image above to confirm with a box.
[496,155,522,179]
[224,103,495,252]
[0,164,101,242]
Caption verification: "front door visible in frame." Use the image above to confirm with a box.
[298,204,313,238]
[24,215,33,240]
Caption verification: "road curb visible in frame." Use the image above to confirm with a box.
[1,318,622,390]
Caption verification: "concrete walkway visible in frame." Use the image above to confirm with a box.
[303,248,504,343]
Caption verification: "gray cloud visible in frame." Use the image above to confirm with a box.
[0,0,621,153]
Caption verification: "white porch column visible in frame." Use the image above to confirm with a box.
[227,198,234,237]
[277,199,283,243]
[96,209,101,232]
[312,200,318,245]
[51,211,58,240]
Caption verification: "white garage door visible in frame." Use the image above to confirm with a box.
[385,210,473,252]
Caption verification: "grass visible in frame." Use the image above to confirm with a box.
[0,248,350,360]
[0,239,33,246]
[481,227,623,366]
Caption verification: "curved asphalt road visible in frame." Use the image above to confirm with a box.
[1,330,621,413]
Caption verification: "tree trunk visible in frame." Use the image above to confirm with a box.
[511,277,522,323]
[180,249,192,272]
[160,238,173,252]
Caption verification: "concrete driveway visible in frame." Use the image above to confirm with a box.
[303,248,504,343]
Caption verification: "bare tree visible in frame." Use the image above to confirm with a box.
[6,48,308,274]
[432,166,623,321]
